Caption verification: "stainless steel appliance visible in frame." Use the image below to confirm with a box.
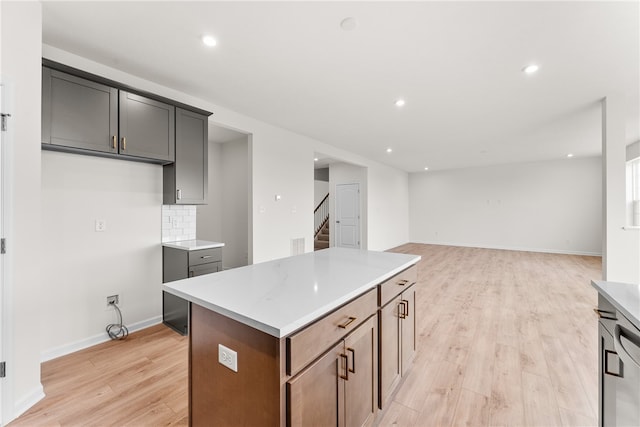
[597,295,640,426]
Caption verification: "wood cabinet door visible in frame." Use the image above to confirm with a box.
[119,91,175,162]
[173,108,208,204]
[401,287,416,376]
[42,67,117,153]
[379,295,401,408]
[288,341,345,427]
[345,315,377,427]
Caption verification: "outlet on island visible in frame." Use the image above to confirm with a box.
[218,344,238,372]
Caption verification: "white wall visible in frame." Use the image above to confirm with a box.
[1,2,44,421]
[409,157,603,255]
[41,151,163,359]
[329,162,367,249]
[221,138,249,268]
[368,164,410,251]
[314,180,329,208]
[602,96,639,283]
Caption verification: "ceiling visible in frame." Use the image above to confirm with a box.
[41,1,639,172]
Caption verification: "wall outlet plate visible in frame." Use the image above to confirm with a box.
[218,344,238,372]
[95,219,106,232]
[106,295,119,306]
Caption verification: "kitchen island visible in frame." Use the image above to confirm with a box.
[163,247,421,426]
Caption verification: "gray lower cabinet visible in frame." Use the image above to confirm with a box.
[162,246,221,335]
[163,108,208,204]
[42,68,118,153]
[119,91,175,162]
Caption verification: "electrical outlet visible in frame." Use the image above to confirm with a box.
[107,295,119,306]
[95,219,106,232]
[218,344,238,372]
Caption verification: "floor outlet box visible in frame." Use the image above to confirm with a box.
[218,344,238,372]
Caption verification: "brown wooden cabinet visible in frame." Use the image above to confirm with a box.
[186,259,420,427]
[287,315,377,427]
[378,266,417,409]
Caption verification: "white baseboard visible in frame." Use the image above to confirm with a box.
[410,240,602,257]
[40,315,162,363]
[13,384,45,420]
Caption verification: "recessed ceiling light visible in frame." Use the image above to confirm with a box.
[314,157,319,162]
[567,153,574,158]
[202,35,217,47]
[395,99,406,107]
[424,167,429,171]
[386,148,393,153]
[340,17,358,31]
[522,64,539,74]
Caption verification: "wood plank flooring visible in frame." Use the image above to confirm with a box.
[9,244,602,426]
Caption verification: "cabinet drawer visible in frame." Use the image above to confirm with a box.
[379,265,417,307]
[189,262,220,277]
[188,248,222,266]
[287,288,377,376]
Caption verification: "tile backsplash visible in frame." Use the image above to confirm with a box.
[162,205,196,242]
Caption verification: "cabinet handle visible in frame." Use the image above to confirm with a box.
[593,308,617,321]
[112,135,116,150]
[177,189,182,201]
[614,324,640,369]
[398,301,406,319]
[339,353,349,380]
[397,279,409,286]
[188,270,194,278]
[402,299,410,318]
[121,137,126,151]
[201,255,213,259]
[347,347,356,373]
[338,316,356,329]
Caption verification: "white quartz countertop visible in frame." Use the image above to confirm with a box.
[592,280,640,330]
[163,247,421,338]
[162,239,225,251]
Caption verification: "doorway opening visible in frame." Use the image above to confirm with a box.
[313,153,367,251]
[197,123,252,268]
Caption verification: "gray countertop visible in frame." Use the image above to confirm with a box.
[592,280,640,330]
[162,239,225,251]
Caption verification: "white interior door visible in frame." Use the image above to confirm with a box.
[335,183,360,249]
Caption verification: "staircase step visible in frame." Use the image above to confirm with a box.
[314,241,329,250]
[318,234,329,241]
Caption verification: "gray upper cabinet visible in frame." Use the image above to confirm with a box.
[163,108,208,205]
[119,91,175,163]
[42,68,118,153]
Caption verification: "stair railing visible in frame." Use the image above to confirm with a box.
[314,193,329,236]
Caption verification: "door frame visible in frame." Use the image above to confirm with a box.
[335,183,361,249]
[0,79,15,426]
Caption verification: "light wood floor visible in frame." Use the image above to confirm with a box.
[10,244,602,426]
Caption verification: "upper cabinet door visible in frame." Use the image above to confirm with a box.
[119,91,175,163]
[175,108,208,204]
[42,68,117,153]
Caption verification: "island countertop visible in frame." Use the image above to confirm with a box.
[592,280,640,330]
[163,247,421,338]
